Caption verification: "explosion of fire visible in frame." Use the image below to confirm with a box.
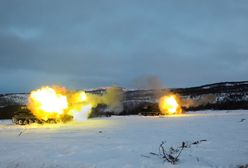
[28,86,122,122]
[159,94,182,115]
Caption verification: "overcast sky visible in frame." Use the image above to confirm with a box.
[0,0,248,93]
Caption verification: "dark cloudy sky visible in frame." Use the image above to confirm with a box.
[0,0,248,93]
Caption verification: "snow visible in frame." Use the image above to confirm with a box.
[0,93,28,106]
[0,110,247,168]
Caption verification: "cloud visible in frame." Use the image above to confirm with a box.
[0,0,248,92]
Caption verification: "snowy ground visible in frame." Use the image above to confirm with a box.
[0,110,247,168]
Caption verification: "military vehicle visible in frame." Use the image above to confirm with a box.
[11,106,72,125]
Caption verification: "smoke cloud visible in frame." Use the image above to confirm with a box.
[28,85,123,122]
[133,75,162,90]
[181,94,216,108]
[87,86,124,113]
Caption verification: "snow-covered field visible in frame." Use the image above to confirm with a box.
[0,110,247,168]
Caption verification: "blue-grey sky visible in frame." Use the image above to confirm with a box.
[0,0,248,93]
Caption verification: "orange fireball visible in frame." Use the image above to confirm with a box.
[27,86,92,122]
[27,85,122,123]
[159,94,182,115]
[28,86,68,121]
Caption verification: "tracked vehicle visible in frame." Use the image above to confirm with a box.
[12,106,72,125]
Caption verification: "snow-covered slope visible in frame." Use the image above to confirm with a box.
[122,81,248,114]
[1,81,248,118]
[0,110,247,168]
[0,93,28,107]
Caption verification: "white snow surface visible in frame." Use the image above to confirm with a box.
[0,110,247,168]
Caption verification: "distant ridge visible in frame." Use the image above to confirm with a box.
[1,81,248,119]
